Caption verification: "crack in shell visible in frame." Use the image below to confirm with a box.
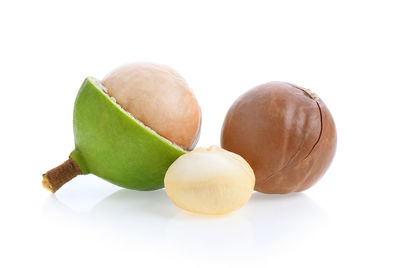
[305,100,323,159]
[286,83,323,160]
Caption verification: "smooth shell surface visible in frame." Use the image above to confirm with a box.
[165,146,255,215]
[221,82,337,194]
[102,63,201,150]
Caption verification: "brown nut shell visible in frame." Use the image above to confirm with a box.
[221,81,337,194]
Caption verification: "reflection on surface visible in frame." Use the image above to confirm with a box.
[48,175,121,212]
[244,192,327,249]
[43,188,327,262]
[165,192,327,262]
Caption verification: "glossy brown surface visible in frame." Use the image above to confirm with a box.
[221,82,336,194]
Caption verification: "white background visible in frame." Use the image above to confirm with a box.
[1,0,399,267]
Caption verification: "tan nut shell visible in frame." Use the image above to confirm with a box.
[102,62,201,150]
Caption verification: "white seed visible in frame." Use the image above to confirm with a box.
[165,146,255,215]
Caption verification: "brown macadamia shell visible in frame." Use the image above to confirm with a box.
[221,81,337,194]
[102,63,201,151]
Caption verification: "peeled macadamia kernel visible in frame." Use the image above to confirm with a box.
[102,62,201,150]
[221,81,337,194]
[165,146,255,215]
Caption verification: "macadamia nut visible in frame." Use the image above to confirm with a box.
[102,62,201,151]
[221,81,336,194]
[165,146,255,215]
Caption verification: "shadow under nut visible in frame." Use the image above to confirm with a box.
[221,81,337,194]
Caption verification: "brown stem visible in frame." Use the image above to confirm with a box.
[42,157,82,193]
